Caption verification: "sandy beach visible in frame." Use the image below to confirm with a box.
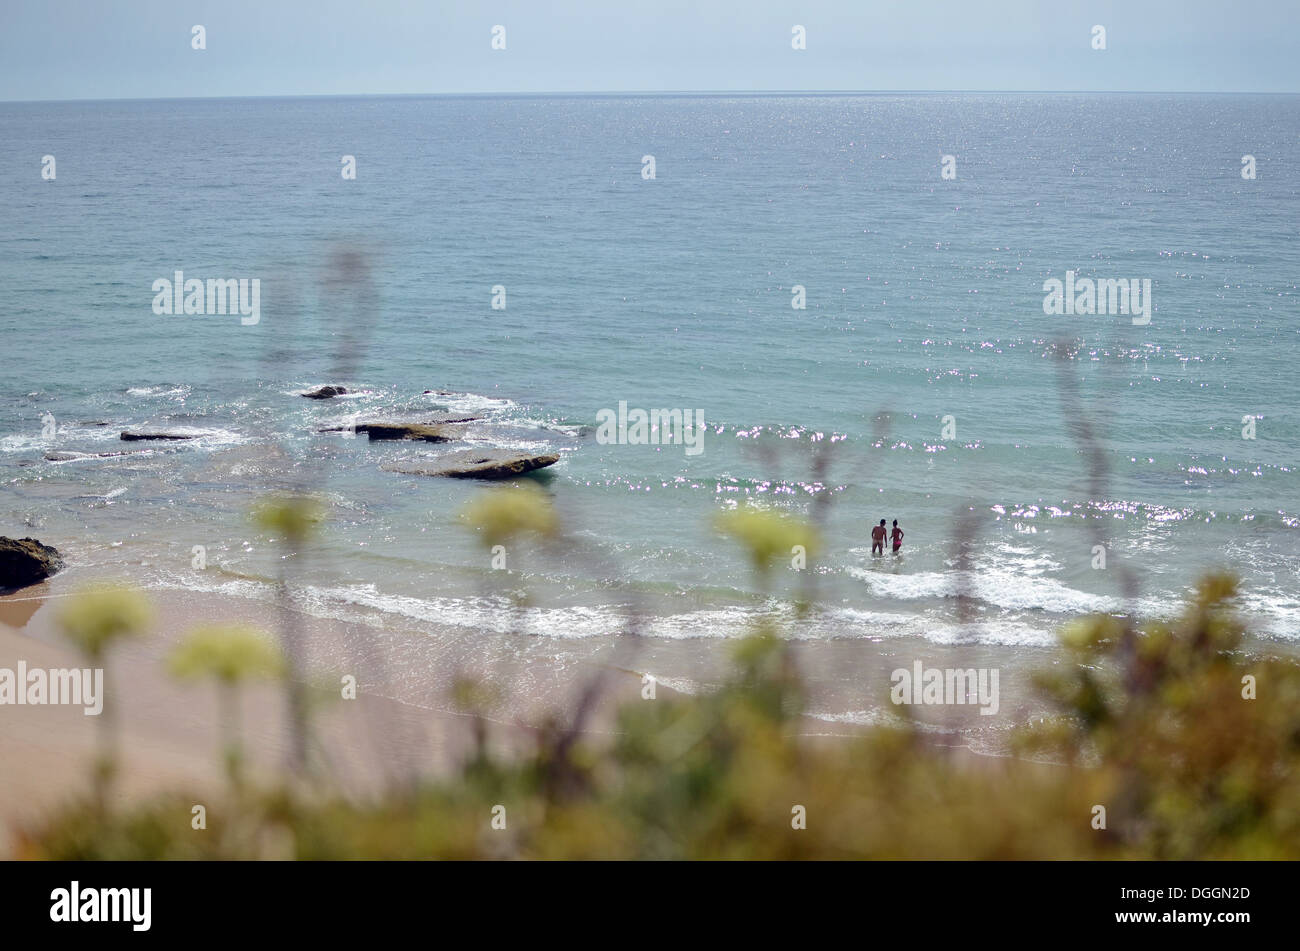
[0,575,551,845]
[0,564,1063,854]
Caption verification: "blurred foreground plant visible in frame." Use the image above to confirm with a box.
[168,624,284,788]
[55,584,153,813]
[1018,573,1300,858]
[714,507,819,583]
[251,494,324,547]
[23,570,1299,859]
[459,484,557,550]
[252,493,325,776]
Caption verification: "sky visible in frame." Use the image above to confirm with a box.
[1,0,1298,101]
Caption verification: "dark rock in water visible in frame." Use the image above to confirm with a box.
[385,450,560,480]
[78,421,111,427]
[0,536,64,589]
[360,422,460,442]
[317,421,470,441]
[302,385,347,399]
[120,431,196,441]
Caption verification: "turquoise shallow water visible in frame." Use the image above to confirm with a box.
[1,93,1298,650]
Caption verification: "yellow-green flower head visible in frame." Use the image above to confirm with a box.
[56,583,153,659]
[459,484,558,549]
[252,494,325,543]
[714,507,820,573]
[168,624,284,685]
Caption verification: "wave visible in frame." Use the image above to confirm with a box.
[1238,589,1300,639]
[151,570,1069,647]
[845,563,1170,618]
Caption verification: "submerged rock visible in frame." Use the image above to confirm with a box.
[120,431,196,441]
[45,450,137,461]
[385,450,560,479]
[302,385,347,399]
[0,536,64,589]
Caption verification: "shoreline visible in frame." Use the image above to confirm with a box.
[0,568,1071,850]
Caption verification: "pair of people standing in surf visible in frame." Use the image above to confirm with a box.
[871,519,904,556]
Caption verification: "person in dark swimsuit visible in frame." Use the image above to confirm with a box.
[890,520,904,554]
[871,519,887,556]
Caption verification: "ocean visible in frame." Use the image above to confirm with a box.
[2,93,1298,725]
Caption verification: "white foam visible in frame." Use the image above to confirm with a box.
[510,417,584,437]
[645,674,708,696]
[0,433,58,452]
[126,385,191,398]
[150,568,1062,646]
[1238,589,1300,639]
[430,391,519,416]
[807,708,960,733]
[848,564,1120,615]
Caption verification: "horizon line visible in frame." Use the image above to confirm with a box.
[4,88,1299,106]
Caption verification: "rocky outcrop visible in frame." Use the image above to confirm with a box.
[0,537,64,589]
[317,420,476,440]
[120,431,196,441]
[359,423,461,442]
[384,450,560,480]
[302,385,347,399]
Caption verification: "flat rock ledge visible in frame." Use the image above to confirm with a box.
[384,450,560,480]
[0,536,64,589]
[120,431,197,441]
[317,421,473,442]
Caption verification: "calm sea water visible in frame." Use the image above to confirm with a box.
[2,93,1298,666]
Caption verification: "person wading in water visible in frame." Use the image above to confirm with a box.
[871,519,887,556]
